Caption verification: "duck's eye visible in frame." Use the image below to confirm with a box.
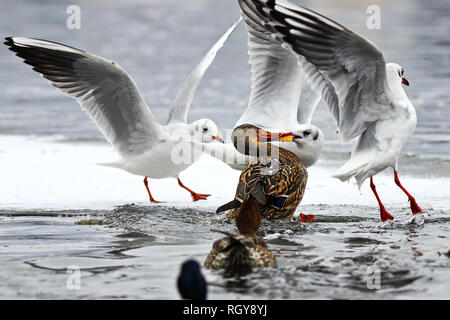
[303,130,311,137]
[202,127,208,133]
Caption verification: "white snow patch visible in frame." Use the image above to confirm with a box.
[0,135,448,211]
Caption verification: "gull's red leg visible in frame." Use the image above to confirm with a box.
[143,177,164,203]
[394,170,422,214]
[370,177,394,221]
[177,178,210,202]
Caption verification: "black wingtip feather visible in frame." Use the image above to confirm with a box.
[4,37,15,49]
[216,199,241,214]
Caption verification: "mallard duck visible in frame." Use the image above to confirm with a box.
[217,124,308,220]
[204,199,277,270]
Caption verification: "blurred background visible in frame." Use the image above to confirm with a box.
[1,0,449,157]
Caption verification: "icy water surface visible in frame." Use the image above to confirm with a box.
[0,0,449,299]
[1,205,449,299]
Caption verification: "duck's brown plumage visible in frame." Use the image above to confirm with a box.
[218,124,308,220]
[204,233,277,269]
[205,198,277,269]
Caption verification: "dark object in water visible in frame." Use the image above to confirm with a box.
[177,260,207,300]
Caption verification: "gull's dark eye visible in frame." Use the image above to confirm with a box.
[202,127,208,133]
[401,69,404,76]
[303,130,311,137]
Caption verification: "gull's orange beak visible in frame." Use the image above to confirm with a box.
[402,77,409,86]
[212,135,224,143]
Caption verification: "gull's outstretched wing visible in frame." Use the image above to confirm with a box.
[168,18,242,124]
[297,83,321,124]
[239,0,397,141]
[236,0,304,130]
[5,37,165,156]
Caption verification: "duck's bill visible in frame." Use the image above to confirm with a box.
[279,132,302,142]
[258,131,301,142]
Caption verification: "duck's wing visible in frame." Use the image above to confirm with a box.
[238,158,306,208]
[216,162,267,214]
[264,159,307,206]
[4,37,165,157]
[236,0,305,130]
[239,0,397,141]
[167,18,242,124]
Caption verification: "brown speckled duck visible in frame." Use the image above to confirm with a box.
[204,198,277,270]
[217,124,308,220]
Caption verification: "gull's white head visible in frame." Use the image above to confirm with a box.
[190,118,224,144]
[386,63,410,88]
[279,124,324,167]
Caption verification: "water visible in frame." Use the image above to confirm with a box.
[0,0,449,299]
[1,205,449,299]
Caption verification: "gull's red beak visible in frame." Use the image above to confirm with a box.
[402,77,409,86]
[212,135,224,143]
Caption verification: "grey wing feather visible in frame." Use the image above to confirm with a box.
[240,0,395,141]
[297,79,321,124]
[237,0,304,129]
[168,18,242,124]
[5,37,165,157]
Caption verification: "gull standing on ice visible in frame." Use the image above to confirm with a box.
[203,3,324,170]
[4,18,242,203]
[239,0,422,221]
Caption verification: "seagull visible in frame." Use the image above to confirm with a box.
[4,18,241,203]
[202,3,324,170]
[239,0,422,221]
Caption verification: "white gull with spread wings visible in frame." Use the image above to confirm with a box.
[239,0,422,221]
[5,18,241,203]
[204,5,324,170]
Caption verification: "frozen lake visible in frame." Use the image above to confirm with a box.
[0,0,449,299]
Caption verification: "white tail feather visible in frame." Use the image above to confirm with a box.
[96,162,123,169]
